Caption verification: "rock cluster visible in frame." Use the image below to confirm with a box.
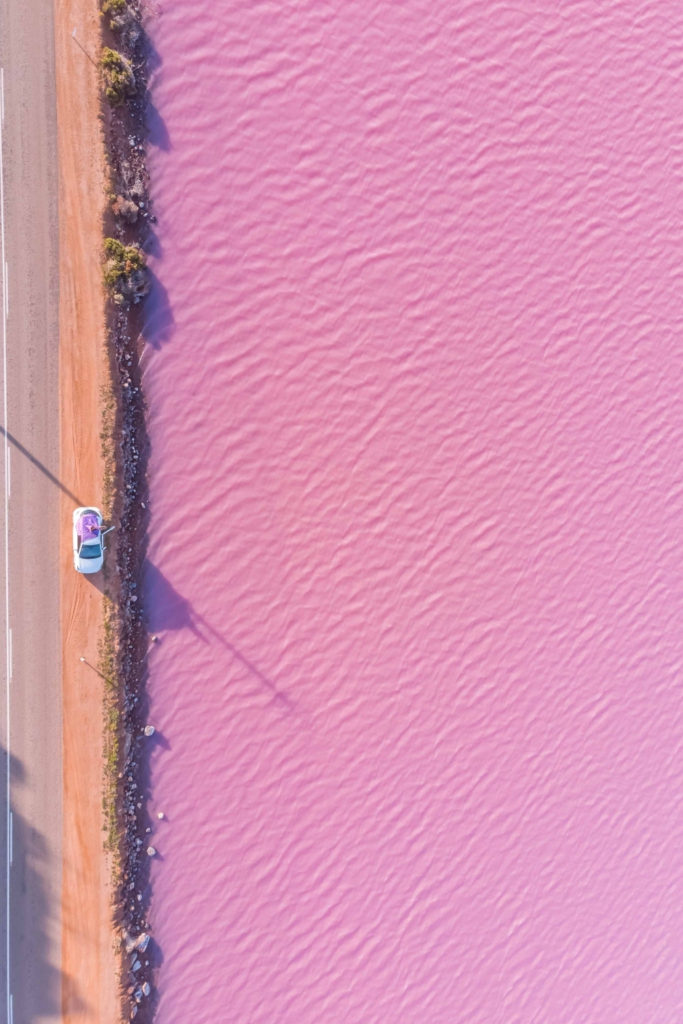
[100,2,157,1021]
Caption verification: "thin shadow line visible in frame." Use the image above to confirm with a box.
[0,426,84,505]
[143,560,295,711]
[79,657,105,680]
[196,613,296,712]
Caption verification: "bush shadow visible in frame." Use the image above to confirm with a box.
[144,560,198,635]
[143,269,175,348]
[146,100,170,152]
[142,28,169,149]
[143,228,162,260]
[143,26,164,79]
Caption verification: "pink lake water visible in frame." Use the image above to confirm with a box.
[143,3,683,1021]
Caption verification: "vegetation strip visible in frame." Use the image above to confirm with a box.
[96,0,155,1019]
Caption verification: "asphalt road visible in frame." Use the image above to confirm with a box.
[0,0,62,1020]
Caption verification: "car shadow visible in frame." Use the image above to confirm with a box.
[82,571,107,594]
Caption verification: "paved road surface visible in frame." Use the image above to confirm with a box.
[0,0,62,1020]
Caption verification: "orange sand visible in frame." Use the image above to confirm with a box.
[55,0,120,1019]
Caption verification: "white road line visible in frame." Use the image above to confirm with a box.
[7,630,11,681]
[0,63,10,1024]
[8,812,11,865]
[0,69,4,128]
[3,262,7,322]
[5,448,8,500]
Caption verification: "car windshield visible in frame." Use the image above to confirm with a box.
[79,544,102,559]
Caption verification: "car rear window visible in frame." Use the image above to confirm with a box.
[80,544,102,559]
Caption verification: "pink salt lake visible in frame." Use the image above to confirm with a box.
[143,3,683,1020]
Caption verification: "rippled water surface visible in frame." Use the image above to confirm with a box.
[143,3,683,1020]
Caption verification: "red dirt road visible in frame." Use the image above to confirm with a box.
[56,0,119,1019]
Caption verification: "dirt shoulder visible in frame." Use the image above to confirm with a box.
[55,0,120,1020]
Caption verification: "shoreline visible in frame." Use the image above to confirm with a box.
[97,1,157,1019]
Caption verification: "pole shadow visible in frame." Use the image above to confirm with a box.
[0,426,84,505]
[143,561,295,711]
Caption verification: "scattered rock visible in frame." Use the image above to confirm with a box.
[102,7,159,1021]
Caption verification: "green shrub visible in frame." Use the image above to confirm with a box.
[103,238,148,305]
[99,47,135,105]
[101,0,137,35]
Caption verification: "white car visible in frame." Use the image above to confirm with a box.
[73,506,106,574]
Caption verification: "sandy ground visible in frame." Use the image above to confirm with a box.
[55,0,119,1020]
